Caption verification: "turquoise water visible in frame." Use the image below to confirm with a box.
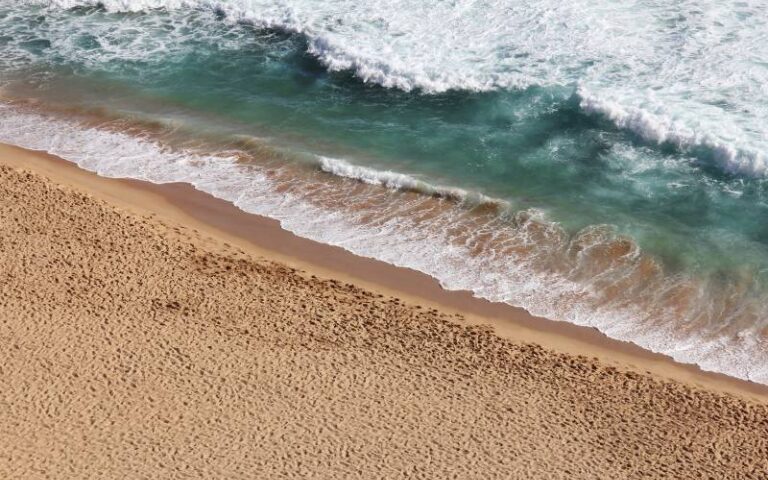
[1,1,767,382]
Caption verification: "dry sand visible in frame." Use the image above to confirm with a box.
[0,144,767,479]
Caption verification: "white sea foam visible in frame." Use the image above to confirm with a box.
[315,155,504,206]
[578,90,768,177]
[1,102,767,384]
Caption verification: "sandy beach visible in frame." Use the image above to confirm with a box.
[0,142,767,479]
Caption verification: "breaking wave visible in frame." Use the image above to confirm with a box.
[7,0,768,178]
[315,155,505,207]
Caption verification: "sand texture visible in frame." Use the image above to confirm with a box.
[1,161,767,479]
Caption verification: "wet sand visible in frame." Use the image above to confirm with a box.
[1,143,766,479]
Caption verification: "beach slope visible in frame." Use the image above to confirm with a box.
[0,145,766,479]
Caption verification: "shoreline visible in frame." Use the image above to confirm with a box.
[1,142,765,402]
[3,140,768,478]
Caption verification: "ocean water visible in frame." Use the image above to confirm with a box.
[1,0,768,383]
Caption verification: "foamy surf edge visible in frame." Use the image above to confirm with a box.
[0,102,766,385]
[315,155,507,207]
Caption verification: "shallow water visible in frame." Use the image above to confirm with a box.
[1,0,767,383]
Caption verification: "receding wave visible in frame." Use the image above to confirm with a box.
[1,101,767,384]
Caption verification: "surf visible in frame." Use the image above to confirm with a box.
[12,0,766,178]
[2,1,768,384]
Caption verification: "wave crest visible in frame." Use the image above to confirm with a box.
[315,155,506,208]
[578,90,768,177]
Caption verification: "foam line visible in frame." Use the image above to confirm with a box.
[1,102,766,384]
